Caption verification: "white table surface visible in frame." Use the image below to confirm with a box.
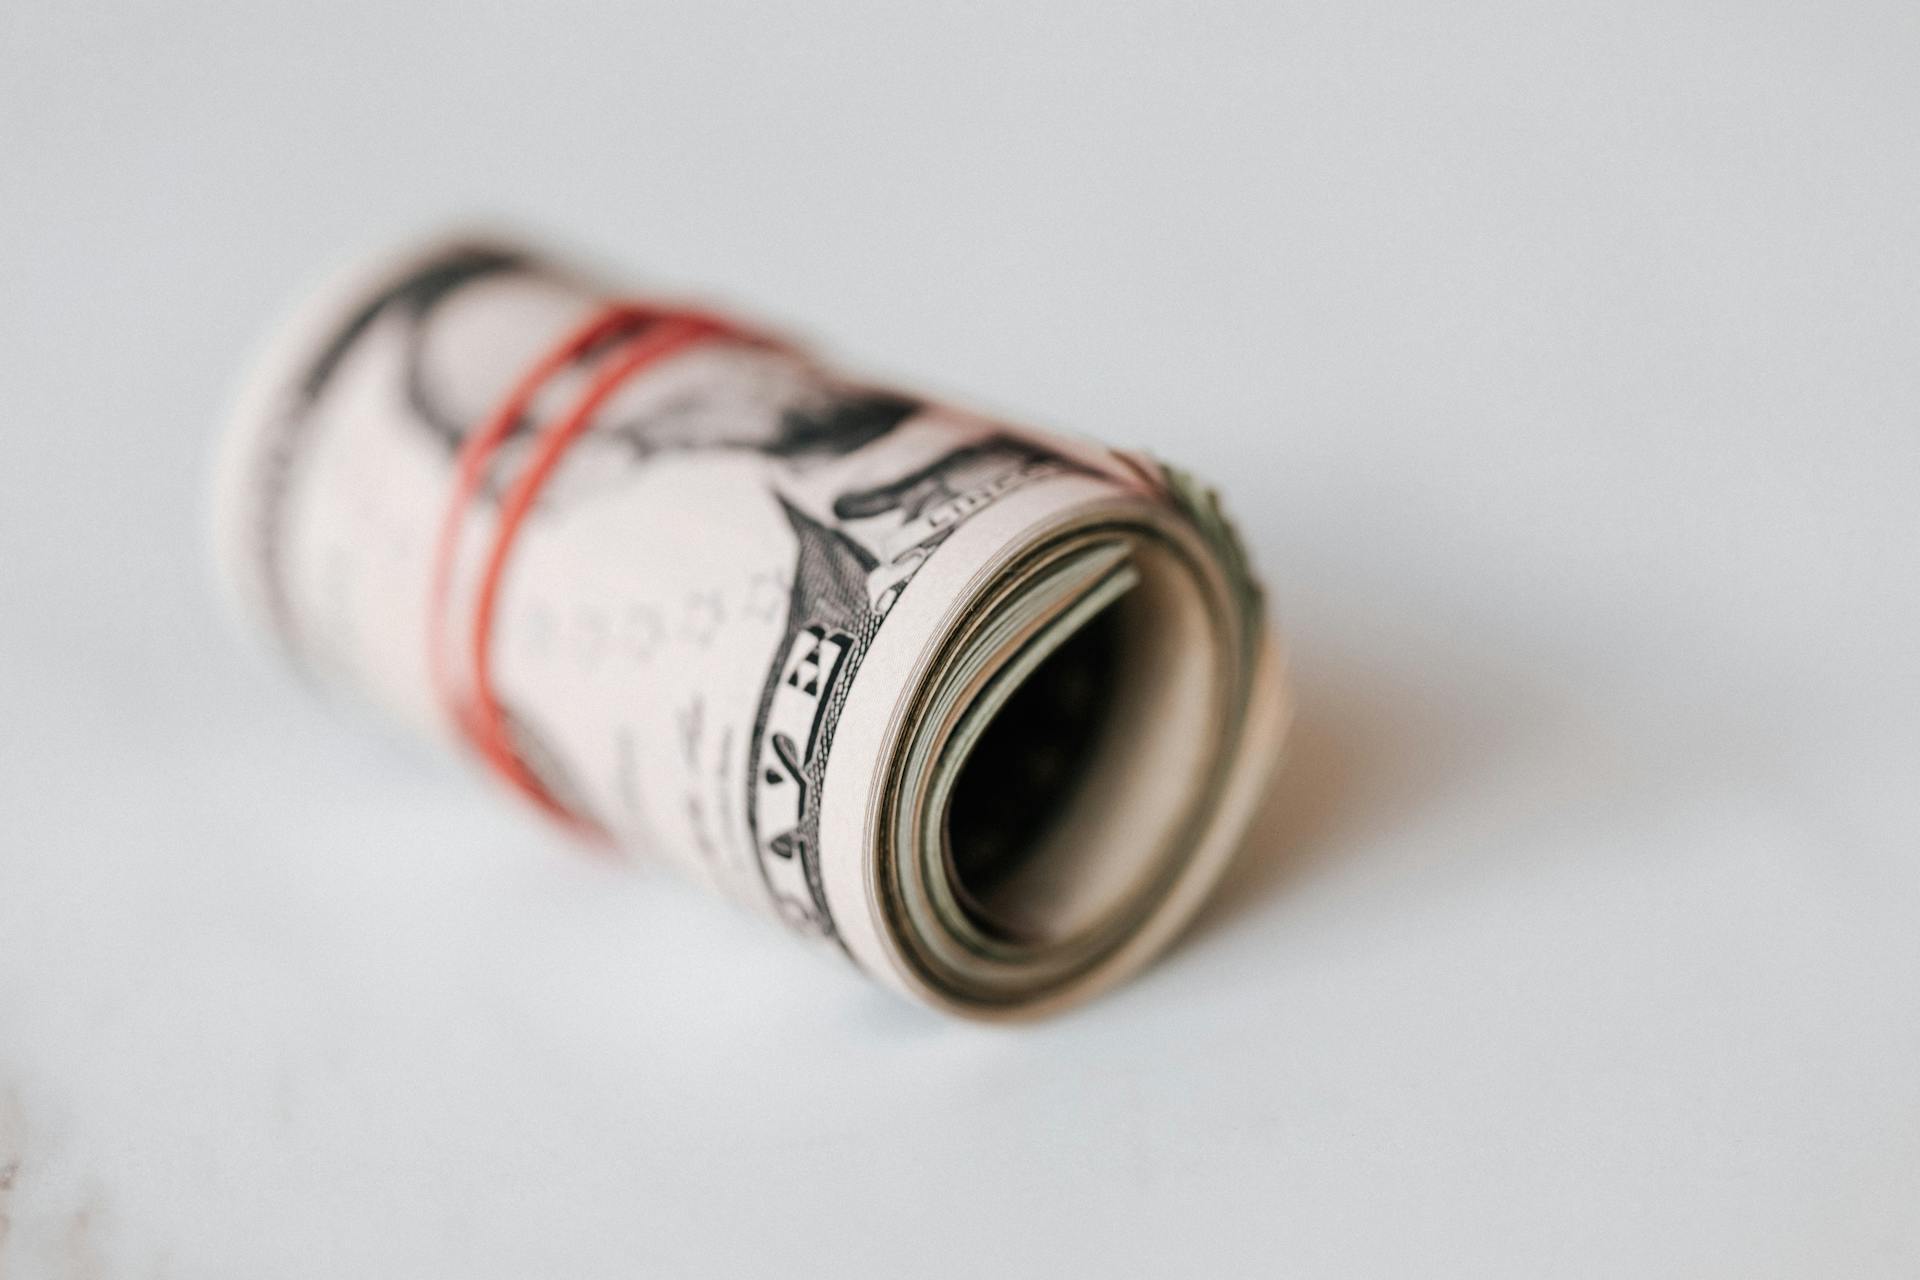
[2,3,1916,1276]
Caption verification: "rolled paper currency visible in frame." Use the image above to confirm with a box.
[214,236,1291,1018]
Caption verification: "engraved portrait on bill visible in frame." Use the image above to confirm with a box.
[323,242,924,475]
[256,242,1083,936]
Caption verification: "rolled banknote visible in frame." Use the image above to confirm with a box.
[214,235,1291,1018]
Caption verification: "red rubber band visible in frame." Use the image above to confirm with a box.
[427,300,763,835]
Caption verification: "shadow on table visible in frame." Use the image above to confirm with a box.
[1182,642,1512,947]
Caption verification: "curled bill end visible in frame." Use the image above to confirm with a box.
[830,467,1291,1018]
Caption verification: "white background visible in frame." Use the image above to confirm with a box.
[2,3,1917,1276]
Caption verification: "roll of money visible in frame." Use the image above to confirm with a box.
[214,236,1291,1018]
